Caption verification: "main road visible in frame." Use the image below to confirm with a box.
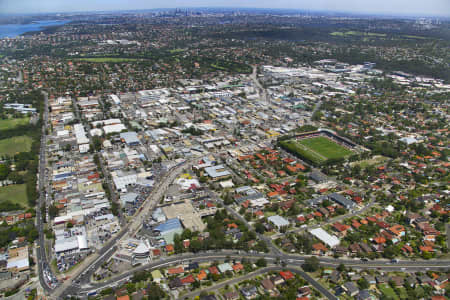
[64,250,450,298]
[36,91,56,294]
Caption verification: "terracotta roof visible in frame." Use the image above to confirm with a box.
[280,270,294,281]
[167,267,184,275]
[197,270,207,281]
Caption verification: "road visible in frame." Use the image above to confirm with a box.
[66,250,450,298]
[180,265,337,300]
[35,91,56,294]
[447,223,450,249]
[250,65,269,104]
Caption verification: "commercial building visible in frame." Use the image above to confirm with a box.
[161,201,206,232]
[204,165,231,181]
[120,132,140,146]
[309,228,340,248]
[268,215,290,230]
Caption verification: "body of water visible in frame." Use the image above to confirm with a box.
[0,20,69,38]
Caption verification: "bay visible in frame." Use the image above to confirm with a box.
[0,20,69,38]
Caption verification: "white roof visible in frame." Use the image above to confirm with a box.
[268,215,290,227]
[134,241,150,255]
[77,235,88,250]
[7,257,29,270]
[54,236,79,253]
[113,174,138,190]
[250,197,269,207]
[309,228,340,248]
[73,123,89,145]
[204,165,231,178]
[104,124,126,134]
[79,143,90,153]
[90,128,103,136]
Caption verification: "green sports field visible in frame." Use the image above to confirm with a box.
[0,184,29,209]
[76,57,140,63]
[0,117,29,130]
[281,136,353,165]
[0,135,33,156]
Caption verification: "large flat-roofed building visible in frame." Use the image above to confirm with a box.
[7,246,29,272]
[204,165,231,181]
[54,235,88,254]
[120,132,140,146]
[268,215,290,230]
[162,201,206,232]
[309,228,340,248]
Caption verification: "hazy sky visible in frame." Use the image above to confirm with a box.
[1,0,449,17]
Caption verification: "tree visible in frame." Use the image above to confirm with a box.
[256,258,267,267]
[337,263,346,272]
[0,164,10,180]
[48,204,59,219]
[8,172,24,184]
[357,278,369,289]
[92,136,102,152]
[254,222,265,234]
[302,256,319,272]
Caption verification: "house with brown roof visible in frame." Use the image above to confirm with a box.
[167,266,184,275]
[197,270,207,281]
[261,277,275,292]
[223,291,239,300]
[332,222,351,237]
[312,243,328,256]
[232,263,244,272]
[181,274,195,285]
[388,225,406,238]
[208,266,219,275]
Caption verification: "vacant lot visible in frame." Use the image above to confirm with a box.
[281,136,353,165]
[0,135,33,156]
[0,184,28,208]
[0,117,29,130]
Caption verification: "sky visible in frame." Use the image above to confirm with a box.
[1,0,449,17]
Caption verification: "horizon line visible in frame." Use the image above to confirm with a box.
[0,6,449,19]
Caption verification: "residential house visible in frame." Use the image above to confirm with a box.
[240,285,258,299]
[223,291,239,300]
[342,281,359,297]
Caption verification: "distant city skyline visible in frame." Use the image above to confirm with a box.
[1,0,450,17]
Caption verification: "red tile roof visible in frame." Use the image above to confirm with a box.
[280,270,294,281]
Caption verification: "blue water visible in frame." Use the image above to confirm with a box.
[0,20,69,38]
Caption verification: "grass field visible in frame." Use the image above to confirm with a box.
[379,285,398,299]
[0,184,29,208]
[0,117,29,130]
[0,135,33,156]
[76,57,140,63]
[330,31,387,37]
[281,136,353,165]
[351,155,388,168]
